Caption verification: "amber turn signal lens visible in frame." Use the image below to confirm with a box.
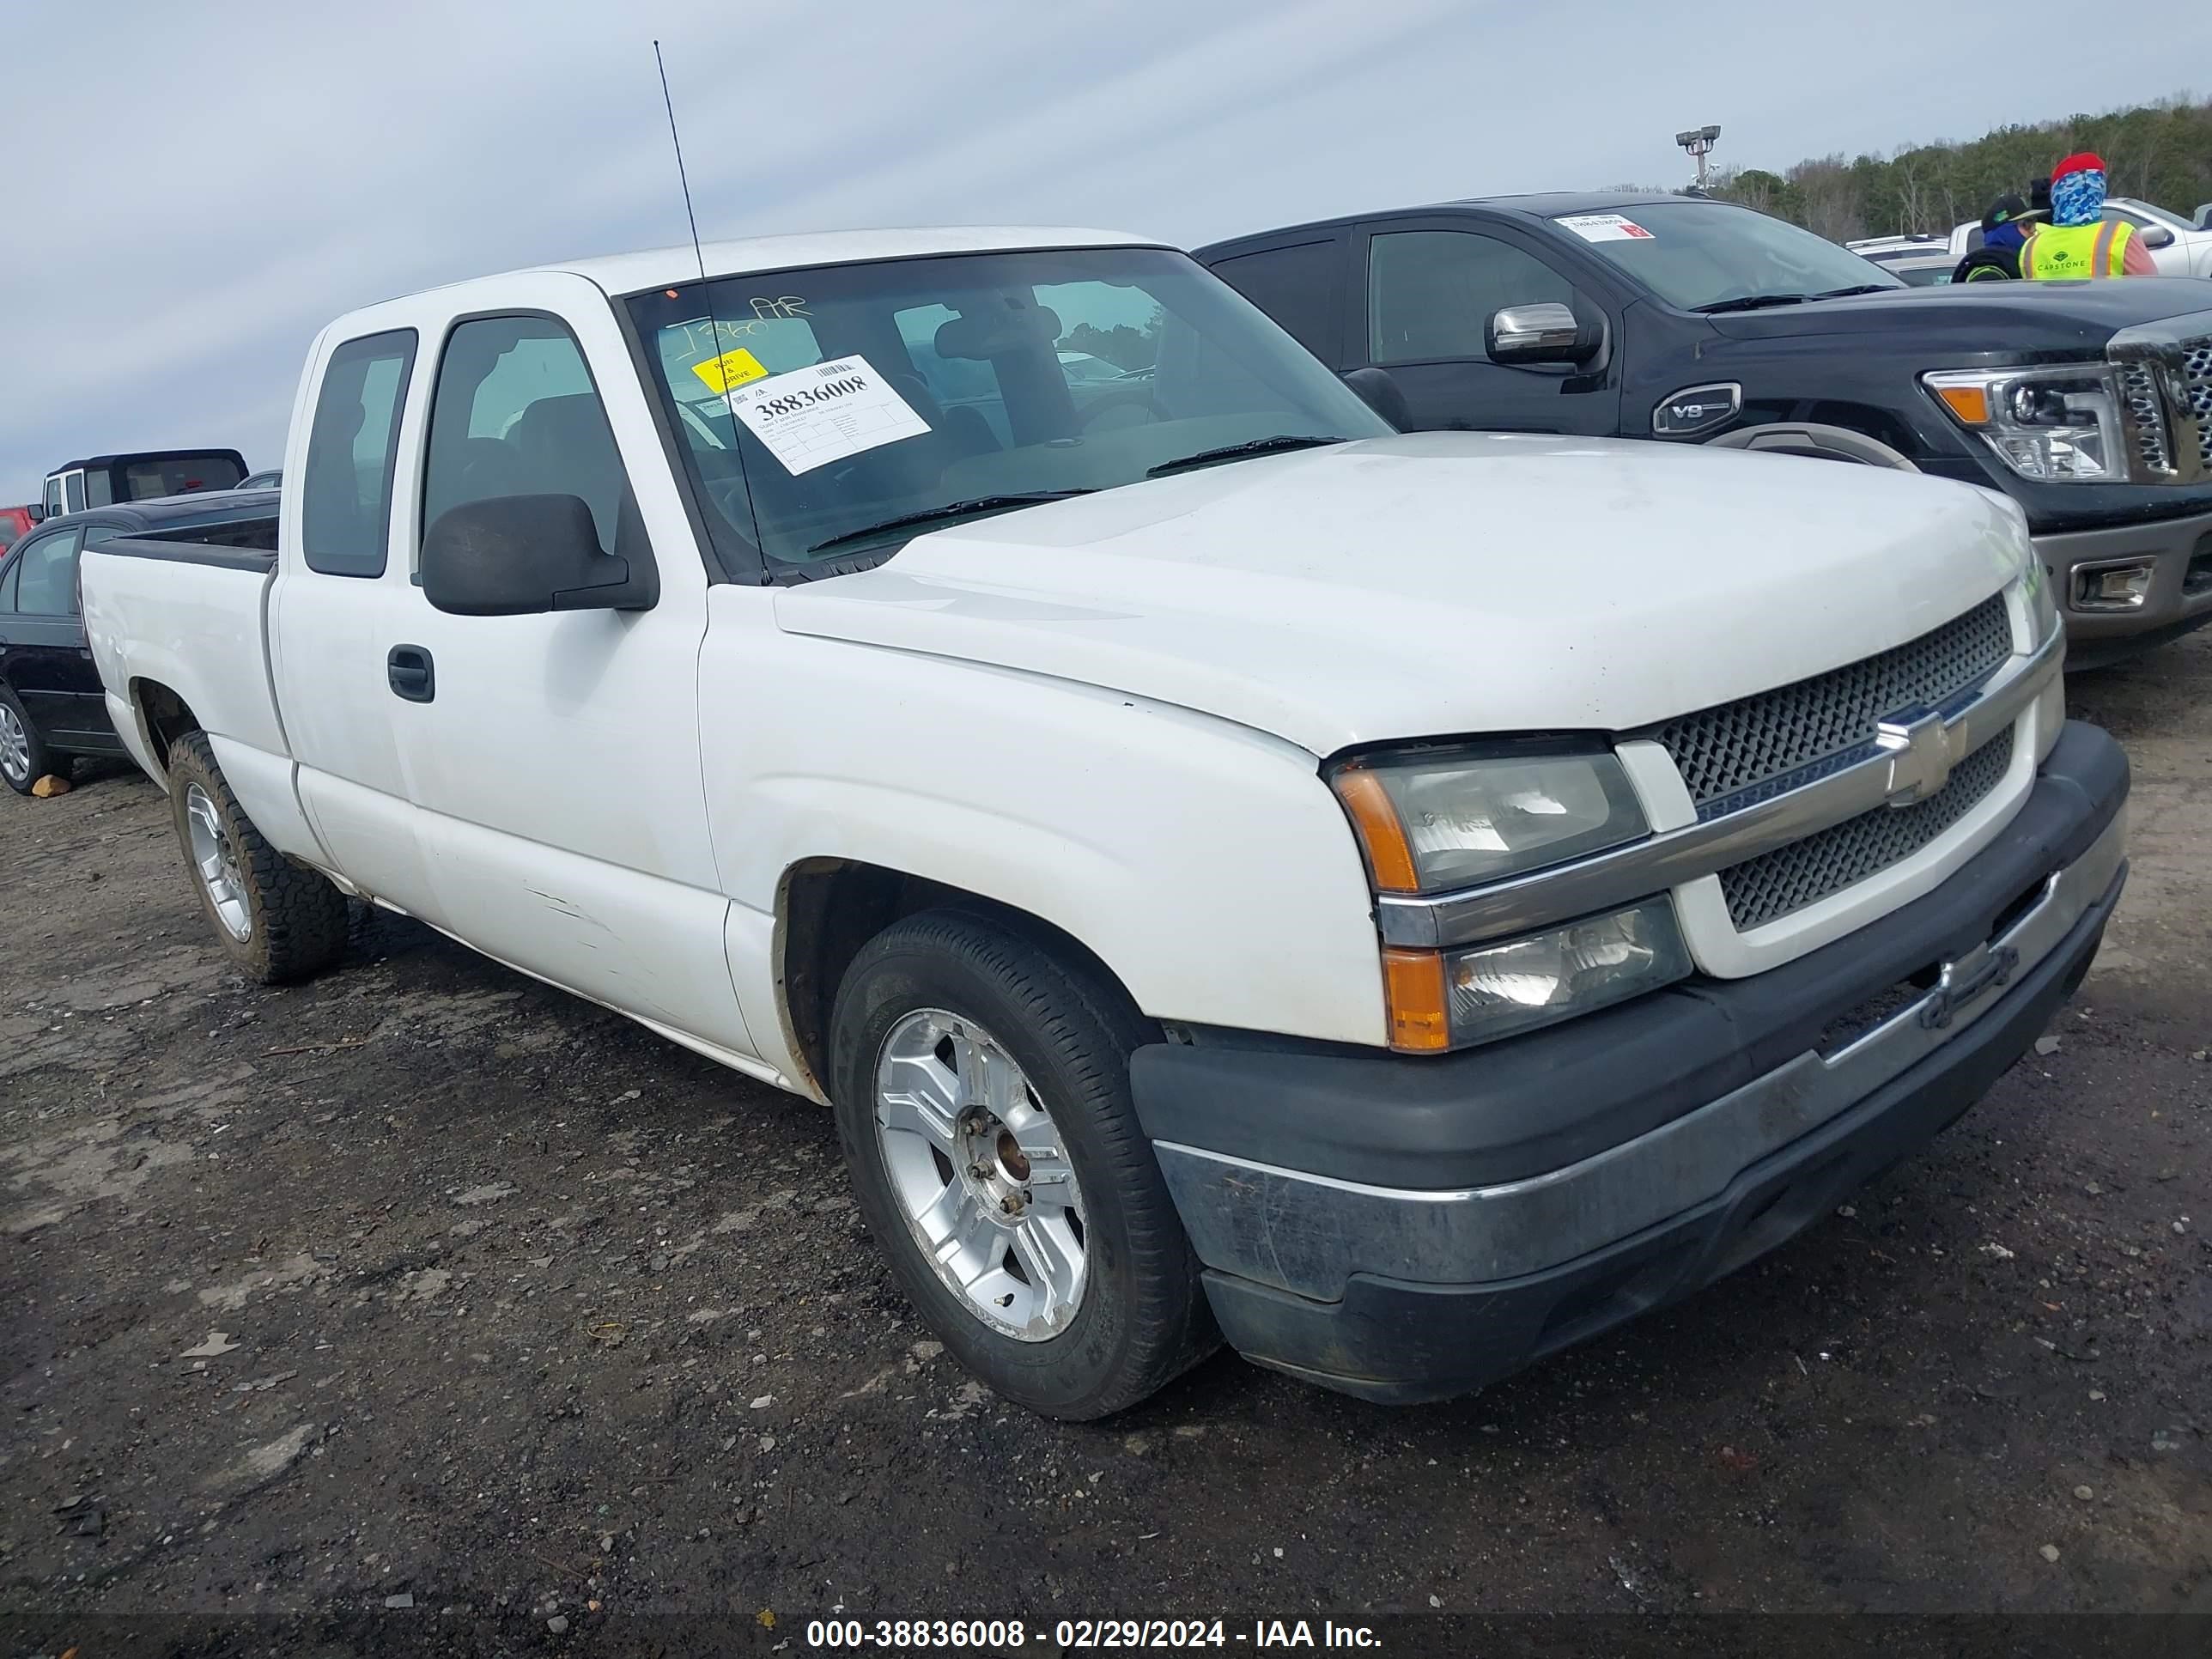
[1332,767,1421,894]
[1934,383,1991,425]
[1382,948,1451,1053]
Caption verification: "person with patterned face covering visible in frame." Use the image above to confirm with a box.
[2021,152,2160,278]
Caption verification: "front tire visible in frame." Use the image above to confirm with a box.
[0,687,56,796]
[829,908,1218,1419]
[167,732,349,983]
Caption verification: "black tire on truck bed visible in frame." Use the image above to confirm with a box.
[167,732,350,983]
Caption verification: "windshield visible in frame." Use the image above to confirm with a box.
[626,245,1389,573]
[1558,201,1905,311]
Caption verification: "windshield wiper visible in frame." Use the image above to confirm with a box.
[1691,294,1810,314]
[1810,283,1894,299]
[806,492,1093,556]
[1146,435,1341,477]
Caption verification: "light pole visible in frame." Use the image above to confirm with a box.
[1675,124,1721,189]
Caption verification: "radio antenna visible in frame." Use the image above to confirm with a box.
[654,40,712,288]
[653,42,770,578]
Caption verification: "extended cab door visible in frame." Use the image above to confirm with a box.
[1350,216,1621,436]
[376,277,756,1061]
[271,325,448,915]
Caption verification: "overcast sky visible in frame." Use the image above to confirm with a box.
[3,0,2204,501]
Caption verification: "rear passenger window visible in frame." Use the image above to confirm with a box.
[421,316,629,554]
[301,330,416,576]
[1208,240,1340,363]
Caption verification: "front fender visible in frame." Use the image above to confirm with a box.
[700,603,1389,1060]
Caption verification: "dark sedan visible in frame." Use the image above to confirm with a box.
[0,491,277,793]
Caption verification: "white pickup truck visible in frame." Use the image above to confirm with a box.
[82,227,2128,1419]
[1853,198,2212,280]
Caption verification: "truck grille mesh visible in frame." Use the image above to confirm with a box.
[1643,593,2014,812]
[2183,341,2212,473]
[1717,727,2015,932]
[2119,362,2172,474]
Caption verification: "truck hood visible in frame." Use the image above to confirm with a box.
[772,433,2027,756]
[1705,282,2212,350]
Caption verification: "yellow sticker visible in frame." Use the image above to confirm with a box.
[692,346,769,394]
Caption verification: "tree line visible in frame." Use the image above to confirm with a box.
[1680,95,2212,240]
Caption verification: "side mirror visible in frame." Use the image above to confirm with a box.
[422,494,653,617]
[2141,225,2176,250]
[2197,203,2212,231]
[1340,367,1411,429]
[1486,302,1604,368]
[26,507,43,526]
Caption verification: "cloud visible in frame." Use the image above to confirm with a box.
[3,0,2203,499]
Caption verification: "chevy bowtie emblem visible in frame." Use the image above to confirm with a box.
[1876,708,1955,805]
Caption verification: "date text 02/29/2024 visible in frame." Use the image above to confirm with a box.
[803,1619,1383,1649]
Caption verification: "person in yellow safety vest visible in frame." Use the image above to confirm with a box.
[2021,152,2159,279]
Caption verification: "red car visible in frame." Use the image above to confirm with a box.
[0,507,35,553]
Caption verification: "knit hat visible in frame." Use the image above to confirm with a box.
[2049,153,2108,228]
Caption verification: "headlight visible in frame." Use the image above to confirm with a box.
[1923,366,2133,483]
[1383,898,1692,1051]
[1330,746,1649,895]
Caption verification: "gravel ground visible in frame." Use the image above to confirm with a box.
[0,635,2207,1654]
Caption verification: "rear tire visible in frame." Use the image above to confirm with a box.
[0,687,54,797]
[167,732,349,983]
[829,908,1218,1419]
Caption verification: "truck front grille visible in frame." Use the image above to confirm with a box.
[2184,340,2212,474]
[2109,330,2212,481]
[1642,593,2013,813]
[2119,362,2173,474]
[1717,726,2015,932]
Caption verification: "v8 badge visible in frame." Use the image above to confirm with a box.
[1652,382,1741,437]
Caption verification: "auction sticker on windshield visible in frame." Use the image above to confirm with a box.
[692,346,770,394]
[725,356,932,476]
[1558,213,1655,242]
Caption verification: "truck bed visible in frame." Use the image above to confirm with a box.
[81,521,289,793]
[93,512,278,570]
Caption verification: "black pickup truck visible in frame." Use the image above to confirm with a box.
[1198,191,2212,666]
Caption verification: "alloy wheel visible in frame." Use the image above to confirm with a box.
[872,1008,1087,1340]
[183,783,252,941]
